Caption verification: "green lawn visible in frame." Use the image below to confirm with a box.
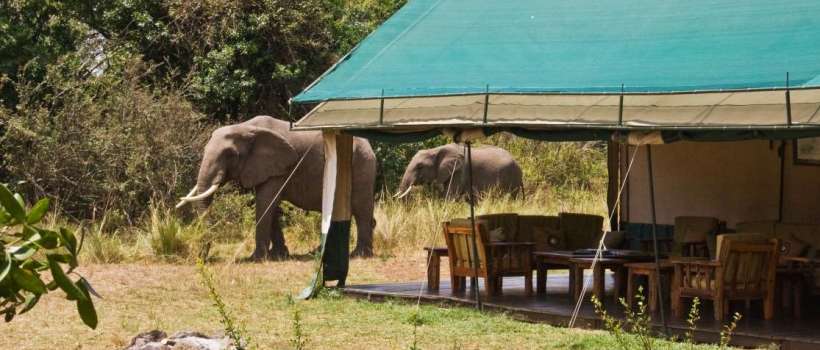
[2,254,736,350]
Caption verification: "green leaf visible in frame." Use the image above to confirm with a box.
[0,207,9,225]
[0,185,25,223]
[13,193,24,209]
[11,267,47,294]
[26,198,50,224]
[47,256,87,301]
[76,283,98,329]
[37,229,60,249]
[60,227,77,257]
[19,293,41,314]
[0,251,11,283]
[10,245,36,261]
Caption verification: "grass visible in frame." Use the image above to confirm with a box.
[1,255,731,350]
[6,187,748,349]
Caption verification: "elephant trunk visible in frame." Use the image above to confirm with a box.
[395,174,415,199]
[176,154,225,209]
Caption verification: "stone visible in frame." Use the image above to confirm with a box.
[123,330,233,350]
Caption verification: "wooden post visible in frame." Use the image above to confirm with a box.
[322,132,353,287]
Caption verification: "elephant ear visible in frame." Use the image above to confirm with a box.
[436,149,465,186]
[239,127,298,189]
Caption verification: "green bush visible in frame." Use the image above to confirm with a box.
[0,53,207,221]
[0,184,97,328]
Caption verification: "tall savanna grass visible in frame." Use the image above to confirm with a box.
[372,186,606,257]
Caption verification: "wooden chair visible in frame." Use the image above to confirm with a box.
[671,234,779,321]
[443,221,534,296]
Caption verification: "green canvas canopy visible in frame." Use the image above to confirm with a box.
[291,0,820,140]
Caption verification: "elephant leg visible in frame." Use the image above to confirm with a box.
[252,179,286,261]
[351,202,375,258]
[268,206,289,259]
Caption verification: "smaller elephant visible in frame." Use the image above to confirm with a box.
[396,143,523,199]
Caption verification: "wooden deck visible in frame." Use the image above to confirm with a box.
[343,275,820,349]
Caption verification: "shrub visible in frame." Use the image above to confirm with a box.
[0,53,208,221]
[0,184,97,328]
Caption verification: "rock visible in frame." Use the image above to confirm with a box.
[123,330,233,350]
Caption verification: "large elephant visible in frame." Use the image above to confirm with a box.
[396,143,523,199]
[176,116,376,260]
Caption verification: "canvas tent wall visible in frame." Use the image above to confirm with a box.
[619,140,820,228]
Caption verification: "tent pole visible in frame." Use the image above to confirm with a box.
[646,145,669,334]
[466,141,483,310]
[778,141,786,222]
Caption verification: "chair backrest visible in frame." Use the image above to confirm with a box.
[475,213,519,242]
[673,216,718,257]
[717,234,779,295]
[559,212,603,250]
[443,221,488,276]
[517,215,561,250]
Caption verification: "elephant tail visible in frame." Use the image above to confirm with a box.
[372,217,377,229]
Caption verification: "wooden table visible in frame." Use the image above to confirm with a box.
[569,257,629,304]
[624,260,673,313]
[777,256,814,319]
[569,251,658,305]
[423,247,448,291]
[533,251,576,295]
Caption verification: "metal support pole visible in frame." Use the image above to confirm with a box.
[786,72,792,127]
[778,141,786,222]
[483,85,490,124]
[618,84,624,126]
[646,145,669,334]
[466,141,482,310]
[379,89,385,125]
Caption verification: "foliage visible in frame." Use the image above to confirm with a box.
[372,136,448,192]
[0,53,207,220]
[491,134,608,192]
[719,313,742,350]
[196,259,253,350]
[287,295,309,350]
[0,184,97,328]
[0,0,88,108]
[687,297,702,349]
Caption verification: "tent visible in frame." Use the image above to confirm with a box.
[292,0,820,313]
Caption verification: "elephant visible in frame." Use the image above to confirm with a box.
[176,116,377,260]
[396,143,523,199]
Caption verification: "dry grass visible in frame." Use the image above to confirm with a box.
[2,255,728,350]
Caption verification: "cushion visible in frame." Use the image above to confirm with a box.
[531,226,564,251]
[736,220,777,236]
[488,227,505,242]
[518,215,560,242]
[476,213,519,242]
[674,216,719,243]
[776,223,820,248]
[600,230,625,249]
[779,234,809,258]
[559,212,604,250]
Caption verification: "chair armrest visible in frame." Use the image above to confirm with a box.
[670,258,720,267]
[487,242,535,247]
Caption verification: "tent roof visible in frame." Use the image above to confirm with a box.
[292,0,820,138]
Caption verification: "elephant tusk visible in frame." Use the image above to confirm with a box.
[185,186,199,198]
[175,198,191,209]
[394,186,414,199]
[181,184,219,202]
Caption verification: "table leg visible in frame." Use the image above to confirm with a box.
[573,266,584,301]
[427,251,440,291]
[648,272,658,313]
[627,270,636,308]
[593,264,605,303]
[794,277,803,319]
[536,260,547,295]
[613,267,626,302]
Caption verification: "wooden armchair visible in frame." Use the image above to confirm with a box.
[671,234,779,321]
[443,221,534,296]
